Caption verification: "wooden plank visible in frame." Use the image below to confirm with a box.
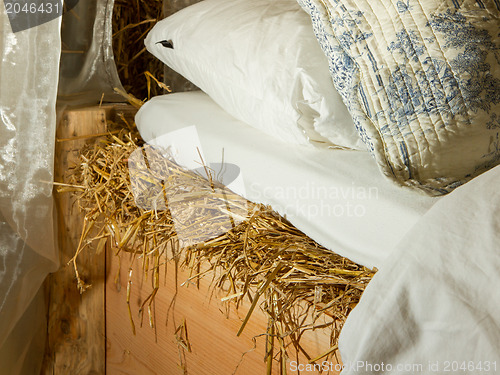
[106,249,343,375]
[42,103,343,374]
[42,104,136,375]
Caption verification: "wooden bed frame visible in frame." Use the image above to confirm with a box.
[41,104,342,375]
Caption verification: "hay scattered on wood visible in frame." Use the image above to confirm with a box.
[61,119,375,368]
[112,0,165,100]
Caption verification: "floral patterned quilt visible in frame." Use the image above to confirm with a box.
[298,0,500,195]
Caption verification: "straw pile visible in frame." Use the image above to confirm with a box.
[112,0,165,100]
[61,112,375,370]
[64,0,378,370]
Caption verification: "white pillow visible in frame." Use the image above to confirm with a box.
[144,0,365,150]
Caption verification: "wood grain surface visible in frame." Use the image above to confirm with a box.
[42,104,136,375]
[42,104,342,375]
[106,249,342,375]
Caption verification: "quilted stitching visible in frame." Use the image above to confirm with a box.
[298,0,500,195]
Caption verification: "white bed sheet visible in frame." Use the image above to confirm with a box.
[135,91,438,269]
[339,164,500,373]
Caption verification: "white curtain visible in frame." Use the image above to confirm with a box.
[58,0,123,104]
[0,1,202,372]
[0,2,60,374]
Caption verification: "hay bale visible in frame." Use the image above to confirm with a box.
[60,116,375,367]
[112,0,165,100]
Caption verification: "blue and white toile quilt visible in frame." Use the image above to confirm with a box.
[298,0,500,195]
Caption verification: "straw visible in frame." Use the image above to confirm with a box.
[112,0,166,100]
[63,118,376,367]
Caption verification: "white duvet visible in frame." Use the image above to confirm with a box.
[339,165,500,374]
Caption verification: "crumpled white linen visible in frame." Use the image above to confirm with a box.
[339,164,500,374]
[0,3,60,374]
